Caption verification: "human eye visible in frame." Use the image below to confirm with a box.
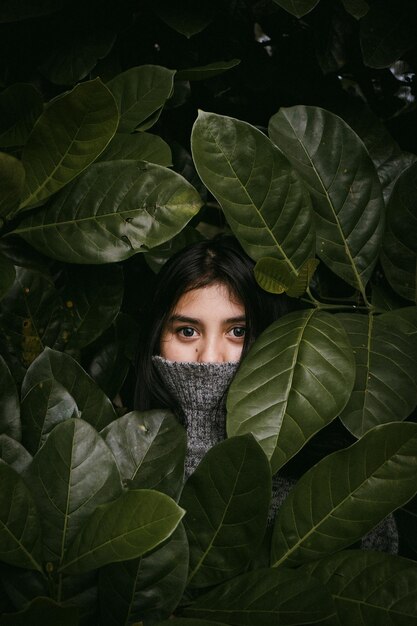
[177,326,197,338]
[229,326,246,339]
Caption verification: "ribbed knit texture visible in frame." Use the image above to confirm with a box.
[152,355,398,552]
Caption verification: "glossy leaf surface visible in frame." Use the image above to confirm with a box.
[0,435,32,474]
[227,310,355,473]
[271,422,417,568]
[61,489,184,574]
[272,0,320,18]
[306,550,417,624]
[191,111,314,278]
[20,79,118,210]
[381,162,417,303]
[20,348,116,446]
[338,313,417,437]
[0,83,43,147]
[99,524,188,626]
[0,153,25,218]
[269,105,384,296]
[0,355,20,441]
[107,65,175,132]
[14,160,202,264]
[180,435,271,588]
[0,462,42,571]
[25,419,122,563]
[98,131,172,166]
[183,567,334,625]
[101,410,186,500]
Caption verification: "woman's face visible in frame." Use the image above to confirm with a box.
[159,283,246,363]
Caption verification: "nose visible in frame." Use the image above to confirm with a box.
[197,337,225,363]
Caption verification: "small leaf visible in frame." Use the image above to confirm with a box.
[107,66,175,132]
[153,0,214,38]
[338,313,417,437]
[0,354,20,441]
[176,59,241,81]
[269,105,384,298]
[272,0,320,18]
[0,596,79,626]
[0,435,32,473]
[254,257,318,296]
[25,419,122,564]
[341,0,369,19]
[60,489,184,574]
[101,410,186,500]
[0,83,43,146]
[271,422,417,568]
[305,550,417,623]
[20,79,118,211]
[286,258,319,297]
[98,132,172,166]
[183,567,335,625]
[0,153,25,218]
[0,253,16,301]
[191,111,315,279]
[0,462,42,572]
[180,435,271,588]
[227,310,355,474]
[13,160,202,264]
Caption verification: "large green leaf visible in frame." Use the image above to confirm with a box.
[337,313,417,437]
[0,435,32,474]
[99,523,189,626]
[381,162,417,303]
[0,355,20,441]
[98,132,172,166]
[177,59,241,81]
[305,550,417,624]
[0,83,43,147]
[13,160,202,264]
[0,596,79,626]
[0,462,42,572]
[0,153,25,218]
[101,410,186,500]
[340,0,369,19]
[183,567,335,625]
[191,111,315,279]
[0,253,15,302]
[272,0,320,18]
[19,79,118,211]
[268,105,384,297]
[152,0,214,38]
[20,348,117,448]
[0,267,69,369]
[60,489,184,575]
[360,0,417,69]
[107,66,175,132]
[24,419,122,564]
[271,422,417,568]
[227,309,355,474]
[59,264,124,350]
[180,435,271,588]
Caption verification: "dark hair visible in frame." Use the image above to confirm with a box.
[134,236,292,411]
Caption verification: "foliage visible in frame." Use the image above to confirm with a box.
[0,0,417,624]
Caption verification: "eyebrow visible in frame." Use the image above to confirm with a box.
[168,314,246,325]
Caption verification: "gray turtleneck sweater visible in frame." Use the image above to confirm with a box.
[152,355,398,552]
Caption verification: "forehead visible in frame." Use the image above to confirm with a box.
[172,283,245,316]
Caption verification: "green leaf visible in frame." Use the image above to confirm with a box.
[107,66,175,132]
[98,132,172,166]
[180,435,271,588]
[99,523,189,626]
[101,410,186,500]
[25,419,122,564]
[0,435,32,473]
[268,105,384,297]
[0,267,69,369]
[360,0,417,69]
[305,550,417,624]
[340,0,369,19]
[271,422,417,568]
[381,306,417,345]
[153,0,214,38]
[144,226,203,273]
[60,489,184,575]
[183,567,335,625]
[191,111,315,279]
[337,313,417,437]
[0,1,64,23]
[0,83,42,146]
[381,162,417,303]
[176,59,241,81]
[227,310,355,474]
[20,348,117,448]
[272,0,320,18]
[13,160,202,264]
[0,354,20,441]
[0,253,16,302]
[0,596,79,626]
[60,264,124,350]
[0,153,25,218]
[0,462,42,571]
[254,256,319,296]
[19,79,118,211]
